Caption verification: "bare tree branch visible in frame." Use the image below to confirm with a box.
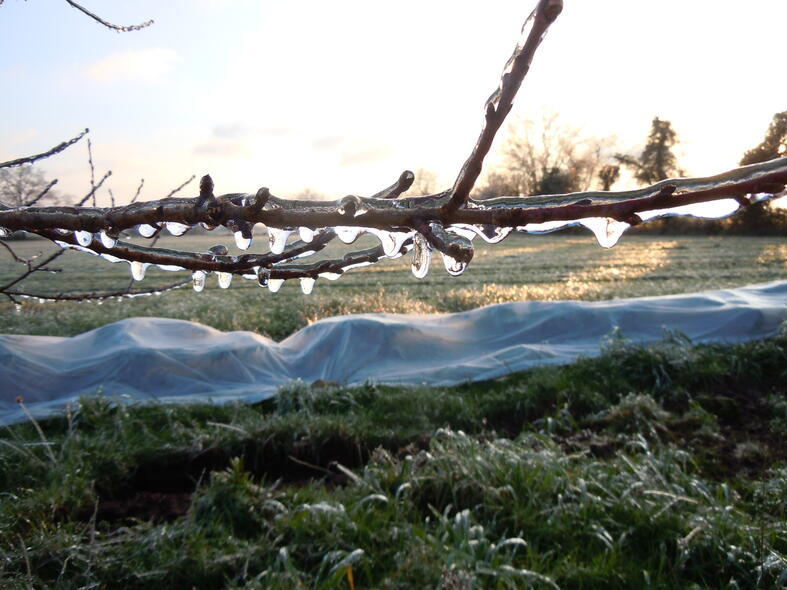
[0,129,89,169]
[63,0,153,32]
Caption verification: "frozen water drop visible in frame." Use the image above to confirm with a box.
[441,253,467,277]
[138,224,157,238]
[445,226,477,241]
[411,233,431,279]
[579,217,629,248]
[0,227,8,237]
[268,278,284,293]
[298,227,315,243]
[475,224,512,244]
[192,270,207,292]
[300,277,315,295]
[99,231,117,249]
[130,261,147,281]
[268,228,291,254]
[217,272,232,289]
[234,230,252,251]
[257,267,270,287]
[166,222,190,236]
[335,226,361,244]
[208,244,229,256]
[74,230,93,246]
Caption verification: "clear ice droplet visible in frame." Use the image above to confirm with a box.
[579,217,629,248]
[441,253,467,277]
[411,233,431,279]
[300,277,315,295]
[166,222,190,236]
[268,228,290,254]
[335,226,361,244]
[0,227,8,238]
[234,230,252,251]
[192,270,207,292]
[74,230,93,247]
[298,227,315,243]
[99,231,117,249]
[138,224,157,238]
[217,272,232,289]
[130,261,147,281]
[267,278,284,293]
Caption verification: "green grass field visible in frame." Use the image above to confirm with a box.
[1,232,786,588]
[1,232,785,339]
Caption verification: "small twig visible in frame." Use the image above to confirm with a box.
[371,170,415,199]
[87,138,97,207]
[7,278,191,302]
[24,178,58,207]
[0,250,64,293]
[63,0,153,32]
[161,174,196,200]
[129,179,145,204]
[76,170,111,206]
[0,129,89,169]
[0,240,28,264]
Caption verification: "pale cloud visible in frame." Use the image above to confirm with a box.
[339,141,392,167]
[85,48,180,82]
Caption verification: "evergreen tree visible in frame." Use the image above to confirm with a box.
[615,117,683,185]
[732,112,787,234]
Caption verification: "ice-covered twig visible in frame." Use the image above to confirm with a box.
[63,0,153,32]
[0,129,89,169]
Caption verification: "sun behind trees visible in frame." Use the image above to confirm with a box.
[1,0,786,303]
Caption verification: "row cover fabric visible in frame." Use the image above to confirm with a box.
[1,281,785,425]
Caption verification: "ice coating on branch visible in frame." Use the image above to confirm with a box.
[100,253,123,263]
[335,226,361,244]
[268,278,284,293]
[441,253,467,276]
[138,224,157,238]
[579,217,630,248]
[0,228,8,237]
[298,227,315,243]
[157,264,184,271]
[268,228,290,254]
[300,277,315,294]
[471,224,512,244]
[319,272,342,280]
[129,261,147,281]
[217,272,232,289]
[99,231,117,249]
[369,229,413,256]
[234,230,252,251]
[518,220,574,234]
[411,232,431,279]
[74,230,93,246]
[639,198,740,221]
[445,225,477,242]
[257,267,270,287]
[166,222,190,236]
[192,270,207,292]
[342,261,374,271]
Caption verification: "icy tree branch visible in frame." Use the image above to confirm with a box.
[1,0,785,296]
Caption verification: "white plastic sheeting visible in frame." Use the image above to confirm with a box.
[1,281,785,425]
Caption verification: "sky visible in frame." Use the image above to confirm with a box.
[1,0,786,206]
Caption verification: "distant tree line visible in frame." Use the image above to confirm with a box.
[472,111,787,235]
